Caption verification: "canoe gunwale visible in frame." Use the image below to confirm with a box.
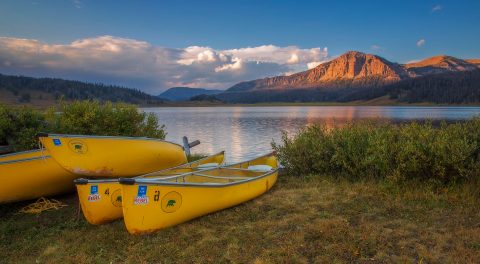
[0,149,42,158]
[75,168,216,184]
[74,152,276,185]
[222,151,276,168]
[124,168,278,188]
[0,155,52,165]
[38,133,185,149]
[73,151,226,185]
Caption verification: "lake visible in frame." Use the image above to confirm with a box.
[144,106,480,162]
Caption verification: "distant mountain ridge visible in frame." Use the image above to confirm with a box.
[226,51,480,93]
[405,55,479,76]
[158,87,223,101]
[217,51,480,104]
[228,51,408,92]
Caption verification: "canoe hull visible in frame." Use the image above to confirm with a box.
[76,152,225,225]
[76,182,123,224]
[0,150,77,203]
[39,135,188,177]
[121,171,278,234]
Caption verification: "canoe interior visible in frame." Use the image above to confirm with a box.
[139,151,225,178]
[139,167,274,185]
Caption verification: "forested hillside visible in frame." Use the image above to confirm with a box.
[0,74,164,106]
[384,70,480,103]
[218,70,480,104]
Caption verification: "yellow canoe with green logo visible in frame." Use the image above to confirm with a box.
[120,152,278,234]
[0,150,77,203]
[37,133,188,177]
[74,151,225,225]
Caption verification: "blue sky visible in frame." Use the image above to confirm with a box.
[0,0,479,93]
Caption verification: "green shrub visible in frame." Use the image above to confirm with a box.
[48,101,166,139]
[0,101,166,151]
[273,119,480,184]
[0,105,48,151]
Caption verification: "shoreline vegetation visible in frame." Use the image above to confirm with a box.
[1,100,479,262]
[273,120,480,184]
[0,101,166,152]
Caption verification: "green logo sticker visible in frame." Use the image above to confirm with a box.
[161,192,182,213]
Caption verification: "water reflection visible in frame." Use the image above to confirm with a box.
[144,106,480,162]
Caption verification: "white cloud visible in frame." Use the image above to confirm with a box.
[0,35,329,93]
[416,39,426,47]
[224,45,328,65]
[431,5,442,12]
[215,57,243,72]
[307,61,324,69]
[287,53,299,64]
[72,0,82,9]
[370,45,384,51]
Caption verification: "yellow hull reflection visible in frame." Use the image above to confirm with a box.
[120,152,278,234]
[75,151,225,225]
[38,134,188,177]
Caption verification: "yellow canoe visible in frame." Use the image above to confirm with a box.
[0,150,77,203]
[74,151,225,225]
[120,152,278,234]
[37,133,188,177]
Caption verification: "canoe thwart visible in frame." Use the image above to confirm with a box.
[119,178,136,185]
[74,178,89,185]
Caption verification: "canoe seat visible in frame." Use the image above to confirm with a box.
[197,162,219,168]
[247,165,273,172]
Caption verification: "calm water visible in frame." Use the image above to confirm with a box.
[144,106,480,162]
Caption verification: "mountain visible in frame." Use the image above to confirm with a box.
[0,74,164,106]
[158,87,223,101]
[405,55,479,76]
[227,51,409,92]
[466,59,480,67]
[219,51,480,104]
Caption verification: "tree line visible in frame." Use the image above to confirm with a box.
[218,70,480,104]
[0,74,164,105]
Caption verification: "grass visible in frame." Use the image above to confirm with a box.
[1,175,479,263]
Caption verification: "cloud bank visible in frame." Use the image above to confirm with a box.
[0,35,328,94]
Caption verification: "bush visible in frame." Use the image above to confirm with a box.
[273,120,480,184]
[0,105,48,150]
[0,101,166,151]
[48,101,165,139]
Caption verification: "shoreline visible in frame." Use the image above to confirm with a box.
[3,100,480,109]
[141,102,480,108]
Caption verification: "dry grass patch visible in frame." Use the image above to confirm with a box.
[1,176,479,263]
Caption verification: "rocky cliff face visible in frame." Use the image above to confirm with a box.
[405,55,478,76]
[466,59,480,67]
[227,51,479,92]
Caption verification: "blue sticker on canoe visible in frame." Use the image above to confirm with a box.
[90,185,98,194]
[53,138,62,146]
[138,186,147,197]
